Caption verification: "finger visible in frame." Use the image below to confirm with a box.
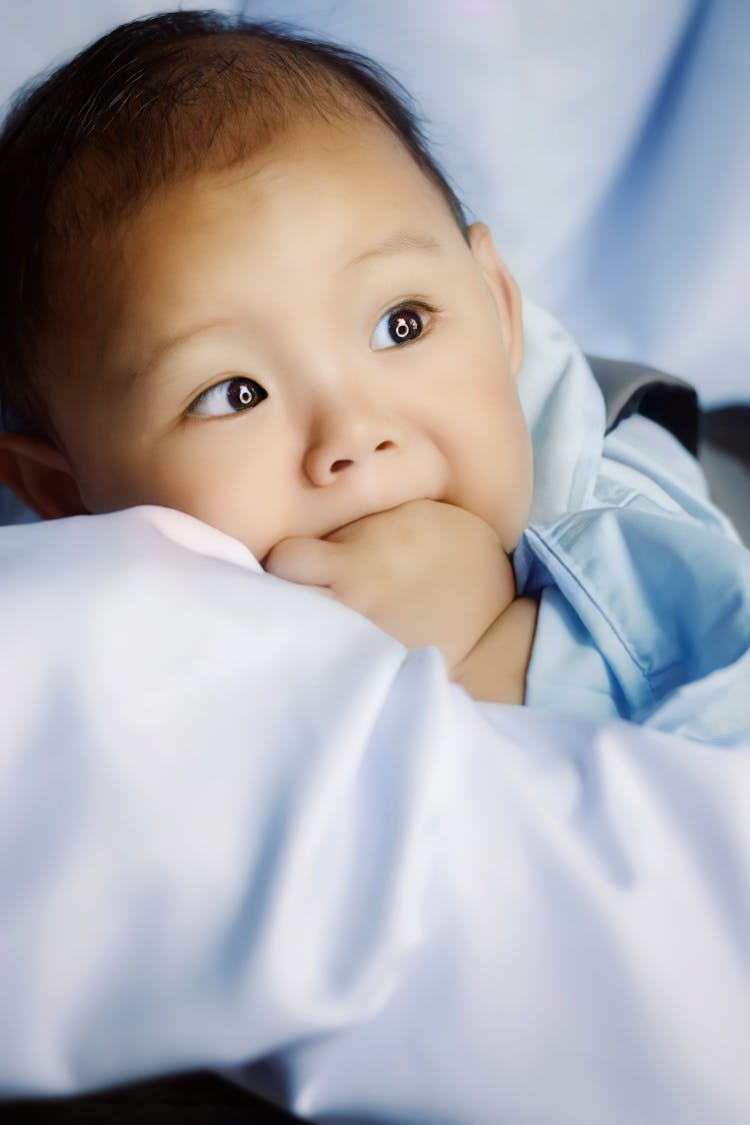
[263,536,339,586]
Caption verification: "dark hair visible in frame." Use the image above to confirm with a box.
[0,8,467,441]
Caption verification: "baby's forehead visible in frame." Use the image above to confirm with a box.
[67,164,465,407]
[116,114,450,260]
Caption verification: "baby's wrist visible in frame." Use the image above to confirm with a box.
[449,596,539,705]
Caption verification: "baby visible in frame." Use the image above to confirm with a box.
[0,9,538,704]
[0,10,745,726]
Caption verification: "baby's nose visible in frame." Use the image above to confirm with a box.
[303,404,399,486]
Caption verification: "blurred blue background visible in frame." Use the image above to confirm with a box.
[1,0,748,405]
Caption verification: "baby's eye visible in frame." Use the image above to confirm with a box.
[371,305,430,350]
[188,377,268,418]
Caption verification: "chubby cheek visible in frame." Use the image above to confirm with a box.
[79,438,282,559]
[147,447,287,557]
[492,423,534,548]
[454,379,532,548]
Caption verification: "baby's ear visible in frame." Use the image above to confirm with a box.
[0,432,87,519]
[468,222,524,377]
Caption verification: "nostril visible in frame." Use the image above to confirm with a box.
[329,442,394,474]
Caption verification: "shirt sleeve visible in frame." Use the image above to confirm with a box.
[2,505,750,1124]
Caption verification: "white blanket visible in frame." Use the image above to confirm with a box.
[1,503,749,1124]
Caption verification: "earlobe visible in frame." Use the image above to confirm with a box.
[468,222,524,377]
[0,432,88,519]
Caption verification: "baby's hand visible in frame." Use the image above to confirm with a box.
[263,499,516,672]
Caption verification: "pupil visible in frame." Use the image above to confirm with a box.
[388,309,421,344]
[229,381,254,409]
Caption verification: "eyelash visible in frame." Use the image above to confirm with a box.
[186,298,441,419]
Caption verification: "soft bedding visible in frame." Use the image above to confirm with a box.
[1,504,749,1124]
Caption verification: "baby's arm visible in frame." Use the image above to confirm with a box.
[449,595,539,705]
[264,500,537,703]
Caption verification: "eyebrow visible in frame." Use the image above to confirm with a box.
[125,317,238,392]
[345,231,442,269]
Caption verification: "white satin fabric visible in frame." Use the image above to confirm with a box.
[0,505,749,1123]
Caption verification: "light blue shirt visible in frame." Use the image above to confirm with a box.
[516,424,750,739]
[514,302,749,742]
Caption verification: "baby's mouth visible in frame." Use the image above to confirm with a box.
[259,496,443,569]
[321,495,440,540]
[321,503,399,540]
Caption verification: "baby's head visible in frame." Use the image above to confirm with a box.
[0,10,532,561]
